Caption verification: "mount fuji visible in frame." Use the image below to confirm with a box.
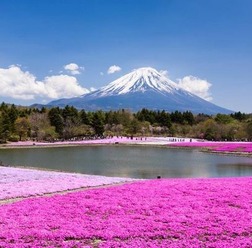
[48,67,232,114]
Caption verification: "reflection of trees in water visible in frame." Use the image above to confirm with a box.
[216,163,252,177]
[136,166,194,179]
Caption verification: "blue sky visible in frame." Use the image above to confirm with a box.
[0,0,251,112]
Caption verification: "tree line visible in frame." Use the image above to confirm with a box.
[0,102,252,143]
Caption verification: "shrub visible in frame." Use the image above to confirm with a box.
[8,135,19,142]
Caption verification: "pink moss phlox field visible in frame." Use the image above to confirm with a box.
[0,178,252,247]
[170,142,252,153]
[0,167,135,200]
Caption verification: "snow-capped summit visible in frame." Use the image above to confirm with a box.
[91,67,182,97]
[48,67,233,114]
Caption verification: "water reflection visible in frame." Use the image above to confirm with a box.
[216,163,252,177]
[0,146,252,179]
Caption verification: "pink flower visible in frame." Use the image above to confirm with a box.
[0,177,252,247]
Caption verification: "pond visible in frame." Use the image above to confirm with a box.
[1,146,252,179]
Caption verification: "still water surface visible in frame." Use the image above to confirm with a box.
[1,146,252,179]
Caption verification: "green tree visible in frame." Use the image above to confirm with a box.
[62,105,79,124]
[246,121,252,141]
[9,104,18,130]
[0,102,8,112]
[0,111,11,141]
[92,111,105,136]
[215,114,233,124]
[29,112,57,141]
[128,118,141,135]
[48,107,64,135]
[80,110,90,125]
[195,113,211,124]
[171,111,184,124]
[14,117,31,141]
[202,119,219,140]
[157,110,172,128]
[183,111,195,125]
[231,112,247,121]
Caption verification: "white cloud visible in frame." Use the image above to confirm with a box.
[64,63,84,75]
[0,65,89,101]
[90,87,97,92]
[43,75,89,98]
[177,75,212,101]
[159,70,169,77]
[0,65,47,100]
[107,65,122,74]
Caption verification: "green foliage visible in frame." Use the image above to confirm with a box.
[231,111,247,121]
[0,102,252,142]
[80,110,90,125]
[14,117,31,141]
[9,105,19,127]
[170,111,184,124]
[8,135,19,142]
[48,107,64,135]
[215,114,234,124]
[195,113,211,124]
[62,105,79,124]
[135,109,171,127]
[183,111,195,125]
[128,119,141,135]
[246,121,252,140]
[92,111,105,136]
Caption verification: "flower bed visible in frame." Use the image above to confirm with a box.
[169,142,252,154]
[0,166,135,201]
[0,177,251,247]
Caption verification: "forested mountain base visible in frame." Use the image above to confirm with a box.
[0,102,251,143]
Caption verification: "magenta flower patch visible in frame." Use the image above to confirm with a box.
[169,142,252,154]
[0,178,251,247]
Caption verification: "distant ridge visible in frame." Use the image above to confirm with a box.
[48,67,233,114]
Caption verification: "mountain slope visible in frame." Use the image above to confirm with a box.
[48,67,233,114]
[90,67,181,97]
